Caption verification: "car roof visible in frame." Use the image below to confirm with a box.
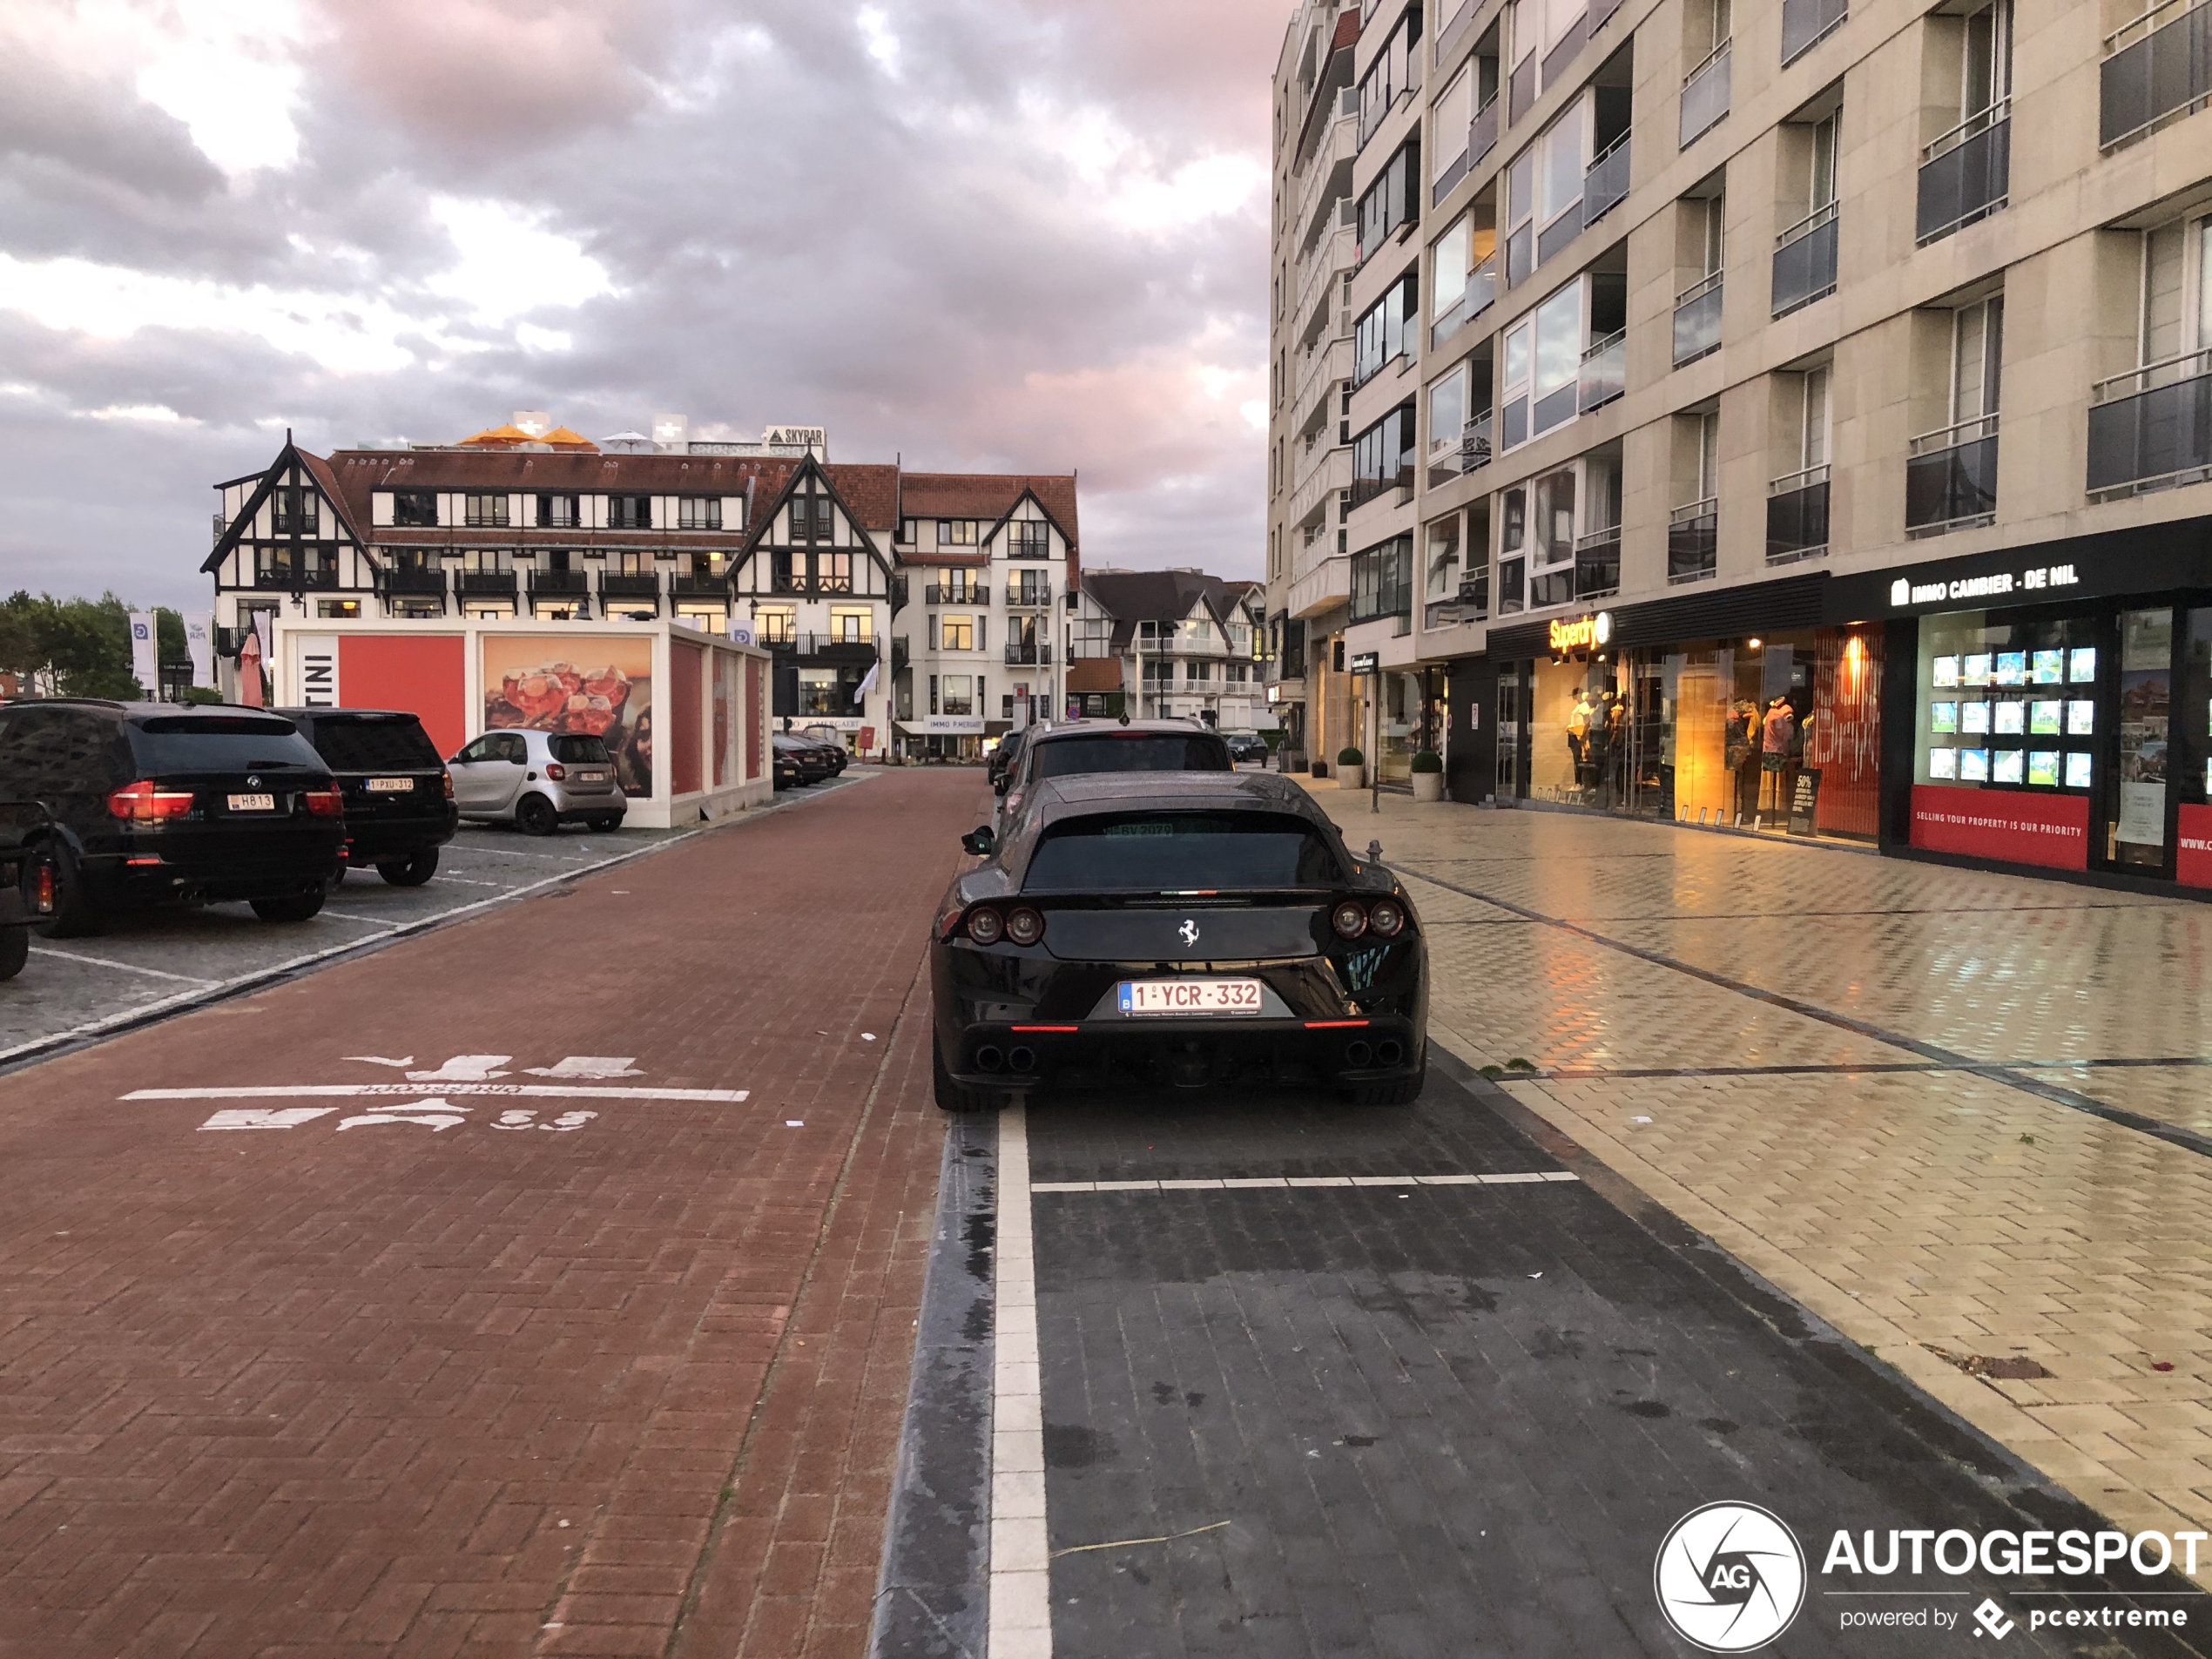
[2,698,284,723]
[1026,718,1220,744]
[274,707,426,722]
[1023,768,1329,826]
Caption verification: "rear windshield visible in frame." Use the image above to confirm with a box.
[1029,735,1231,779]
[307,716,442,772]
[129,717,323,775]
[550,735,610,763]
[1023,813,1343,892]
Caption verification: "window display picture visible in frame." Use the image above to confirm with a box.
[1919,617,2100,797]
[481,635,654,797]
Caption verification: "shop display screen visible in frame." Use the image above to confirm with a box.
[1930,702,1959,734]
[1993,701,2025,735]
[1964,653,1993,685]
[1995,651,2027,686]
[1920,618,2099,797]
[1992,750,2026,785]
[1932,656,1961,688]
[2028,751,2060,786]
[1959,748,1990,782]
[2067,700,2094,735]
[2032,650,2064,685]
[2067,752,2094,789]
[2029,700,2061,735]
[2070,648,2097,683]
[1928,747,1958,779]
[1960,701,1992,734]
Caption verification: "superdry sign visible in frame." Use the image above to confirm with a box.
[1548,611,1612,658]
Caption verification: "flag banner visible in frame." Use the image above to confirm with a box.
[128,611,158,694]
[184,612,215,687]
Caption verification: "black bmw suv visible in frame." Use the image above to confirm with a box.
[279,708,457,886]
[0,699,344,934]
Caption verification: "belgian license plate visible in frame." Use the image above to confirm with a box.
[227,793,276,813]
[577,770,608,784]
[1117,978,1263,1016]
[367,777,413,792]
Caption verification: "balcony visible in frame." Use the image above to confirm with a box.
[1430,255,1497,350]
[528,570,590,601]
[1574,528,1622,600]
[1917,105,2009,244]
[1003,642,1055,666]
[670,572,732,602]
[1766,466,1831,563]
[1294,222,1355,341]
[774,633,878,661]
[1583,132,1631,228]
[598,573,660,610]
[1004,587,1054,610]
[1296,89,1359,243]
[1579,330,1626,414]
[256,563,340,590]
[1771,203,1838,318]
[925,583,990,605]
[1435,0,1480,64]
[1470,93,1500,173]
[1668,501,1718,583]
[1781,0,1846,64]
[1454,570,1490,617]
[1680,39,1730,147]
[1291,444,1351,524]
[1905,415,1999,535]
[1348,466,1414,512]
[1537,200,1582,269]
[456,570,517,601]
[1287,550,1352,619]
[2087,349,2212,497]
[1294,335,1351,431]
[1673,272,1723,366]
[1426,411,1494,486]
[2101,0,2212,149]
[891,574,909,612]
[375,566,448,598]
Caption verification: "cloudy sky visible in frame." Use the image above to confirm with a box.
[0,0,1283,610]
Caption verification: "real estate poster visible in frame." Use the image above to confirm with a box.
[482,634,654,798]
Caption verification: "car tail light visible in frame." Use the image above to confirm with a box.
[545,762,568,781]
[1367,899,1406,937]
[1006,906,1045,947]
[106,780,194,821]
[442,770,455,799]
[1331,900,1368,939]
[966,906,1005,946]
[303,787,345,818]
[30,861,56,915]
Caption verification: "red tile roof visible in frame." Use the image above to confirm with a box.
[898,473,1078,550]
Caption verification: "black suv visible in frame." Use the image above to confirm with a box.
[279,708,458,887]
[0,700,344,934]
[0,801,58,980]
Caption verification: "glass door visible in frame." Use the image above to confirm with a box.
[2105,607,2174,873]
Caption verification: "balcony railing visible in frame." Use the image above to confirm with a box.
[375,567,448,597]
[1430,255,1497,349]
[1470,93,1500,172]
[925,583,990,605]
[528,570,590,597]
[1772,202,1838,318]
[1781,0,1847,64]
[1537,199,1583,268]
[2088,348,2212,497]
[670,573,732,600]
[1579,329,1626,413]
[1673,271,1723,366]
[2101,0,2212,149]
[1348,466,1415,510]
[1434,0,1480,64]
[1005,587,1055,610]
[256,563,341,590]
[1680,39,1731,147]
[1905,415,1999,534]
[1291,444,1351,525]
[598,573,660,604]
[1583,132,1631,227]
[1766,466,1831,563]
[1575,528,1622,599]
[1426,411,1494,486]
[1003,642,1055,666]
[456,570,518,598]
[1668,501,1718,583]
[772,633,877,658]
[1917,105,2009,244]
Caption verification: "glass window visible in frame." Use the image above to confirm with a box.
[1433,217,1471,319]
[1428,365,1467,448]
[1916,612,2099,794]
[941,675,975,716]
[1533,282,1583,431]
[305,715,442,772]
[1023,813,1342,892]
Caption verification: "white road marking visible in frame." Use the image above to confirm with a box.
[343,1055,415,1068]
[314,910,403,926]
[523,1056,643,1079]
[337,1096,467,1132]
[29,948,218,986]
[435,845,599,863]
[989,1102,1053,1658]
[198,1108,339,1131]
[423,875,505,887]
[406,1054,511,1082]
[124,1082,749,1102]
[1028,1171,1581,1193]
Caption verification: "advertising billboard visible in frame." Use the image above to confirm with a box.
[482,635,654,798]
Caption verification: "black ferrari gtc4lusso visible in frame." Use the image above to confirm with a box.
[930,771,1427,1109]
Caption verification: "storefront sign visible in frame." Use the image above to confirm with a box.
[2177,806,2212,889]
[1349,651,1379,675]
[919,715,985,733]
[1890,565,2080,610]
[1786,768,1823,837]
[1909,785,2088,870]
[1547,611,1613,658]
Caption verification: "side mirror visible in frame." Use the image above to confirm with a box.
[993,776,1011,796]
[961,826,996,857]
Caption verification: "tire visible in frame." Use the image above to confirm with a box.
[36,845,102,939]
[376,849,439,887]
[0,926,28,981]
[587,815,623,833]
[251,890,326,923]
[324,865,347,893]
[515,794,559,837]
[933,1032,996,1114]
[1346,1058,1426,1108]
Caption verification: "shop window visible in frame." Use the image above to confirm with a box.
[798,669,844,717]
[1915,613,2101,809]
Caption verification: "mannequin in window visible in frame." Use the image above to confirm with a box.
[1761,696,1797,814]
[1730,698,1762,822]
[1568,689,1595,786]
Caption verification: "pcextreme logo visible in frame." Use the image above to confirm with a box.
[1655,1503,1808,1652]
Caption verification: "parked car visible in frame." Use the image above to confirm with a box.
[772,741,806,792]
[995,718,1233,833]
[792,727,849,774]
[1226,734,1271,765]
[0,699,343,934]
[279,708,458,886]
[0,801,58,980]
[934,771,1426,1109]
[772,732,836,787]
[988,727,1028,792]
[448,729,626,835]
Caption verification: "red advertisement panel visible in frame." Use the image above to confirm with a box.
[1909,785,2089,871]
[670,640,703,797]
[338,634,466,759]
[2178,805,2212,888]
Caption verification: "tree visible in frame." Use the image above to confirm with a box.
[0,590,148,698]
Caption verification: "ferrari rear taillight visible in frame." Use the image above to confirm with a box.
[1005,906,1046,947]
[106,780,194,821]
[1330,900,1368,939]
[966,906,1005,946]
[1332,897,1409,940]
[1367,899,1406,937]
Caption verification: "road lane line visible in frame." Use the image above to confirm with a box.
[989,1102,1053,1658]
[1028,1171,1581,1193]
[28,949,219,986]
[119,1082,749,1102]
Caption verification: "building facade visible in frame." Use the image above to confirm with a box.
[1268,0,2212,887]
[206,422,1081,759]
[1069,570,1271,732]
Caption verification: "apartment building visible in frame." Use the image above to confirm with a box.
[1267,0,2212,890]
[1067,570,1271,731]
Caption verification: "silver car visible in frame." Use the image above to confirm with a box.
[448,729,627,836]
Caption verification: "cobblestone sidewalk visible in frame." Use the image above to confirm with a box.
[1298,784,2212,1575]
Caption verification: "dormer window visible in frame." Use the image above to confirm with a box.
[1008,520,1051,559]
[273,486,318,534]
[392,489,436,527]
[676,496,723,529]
[464,492,509,528]
[610,494,652,529]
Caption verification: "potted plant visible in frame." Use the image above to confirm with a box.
[1410,749,1444,802]
[1336,745,1366,790]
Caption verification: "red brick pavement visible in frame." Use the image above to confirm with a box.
[0,770,983,1659]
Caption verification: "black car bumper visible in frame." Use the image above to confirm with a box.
[341,806,460,865]
[81,837,341,907]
